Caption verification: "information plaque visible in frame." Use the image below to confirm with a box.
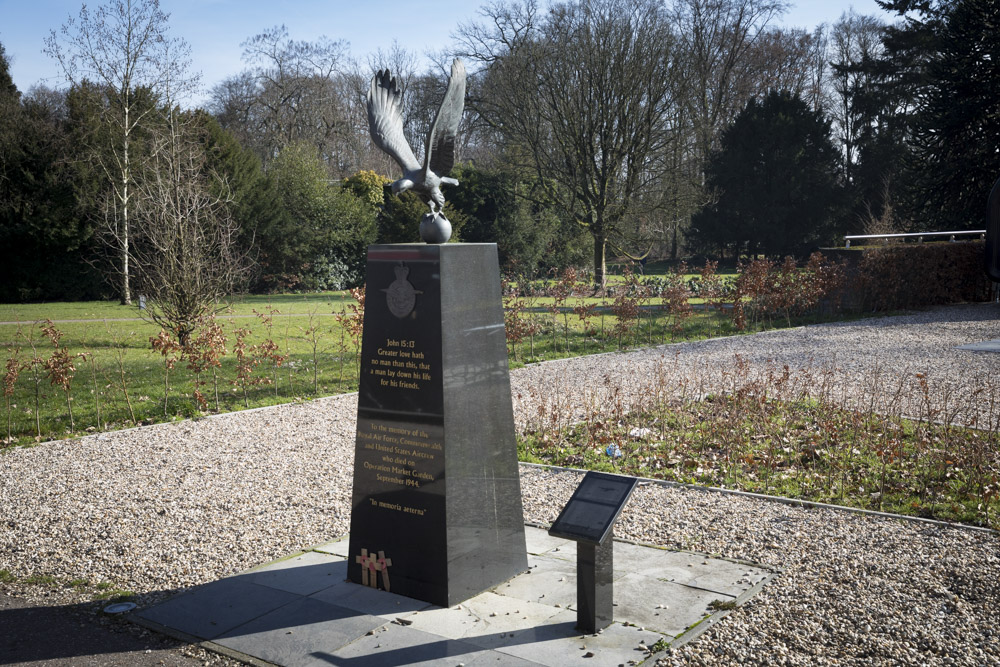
[548,471,638,633]
[548,471,638,545]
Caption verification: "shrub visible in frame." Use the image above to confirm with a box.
[732,254,846,330]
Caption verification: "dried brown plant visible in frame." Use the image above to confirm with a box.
[150,329,182,417]
[184,316,228,411]
[3,340,25,444]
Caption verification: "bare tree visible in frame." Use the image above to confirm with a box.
[655,109,708,260]
[131,111,250,345]
[746,27,829,107]
[210,25,353,174]
[45,0,195,305]
[453,0,541,165]
[457,0,679,287]
[802,25,831,112]
[670,0,787,164]
[208,70,259,148]
[829,10,886,184]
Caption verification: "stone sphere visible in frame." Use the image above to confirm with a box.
[419,213,452,244]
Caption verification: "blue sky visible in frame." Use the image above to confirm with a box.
[1,0,899,106]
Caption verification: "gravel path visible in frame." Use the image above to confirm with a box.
[511,302,1000,430]
[1,303,998,666]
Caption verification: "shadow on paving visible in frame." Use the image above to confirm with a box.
[0,592,198,666]
[135,562,602,667]
[303,622,583,667]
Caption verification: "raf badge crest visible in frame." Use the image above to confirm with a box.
[382,263,421,318]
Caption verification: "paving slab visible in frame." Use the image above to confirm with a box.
[613,573,736,637]
[492,554,580,609]
[614,542,769,597]
[504,621,663,666]
[463,649,547,666]
[467,609,582,653]
[214,597,385,667]
[523,529,573,556]
[310,578,433,620]
[323,623,501,666]
[312,535,351,558]
[243,550,348,596]
[405,592,569,645]
[132,526,777,666]
[136,578,301,640]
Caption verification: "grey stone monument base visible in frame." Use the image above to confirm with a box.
[132,526,778,667]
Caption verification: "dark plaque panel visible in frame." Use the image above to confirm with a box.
[349,244,527,607]
[548,472,638,545]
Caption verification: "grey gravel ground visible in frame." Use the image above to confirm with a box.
[1,303,998,666]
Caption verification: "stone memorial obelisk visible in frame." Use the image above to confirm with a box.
[348,58,527,607]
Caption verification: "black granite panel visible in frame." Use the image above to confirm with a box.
[548,471,637,545]
[439,244,527,605]
[356,246,443,417]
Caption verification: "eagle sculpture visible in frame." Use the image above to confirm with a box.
[366,58,466,230]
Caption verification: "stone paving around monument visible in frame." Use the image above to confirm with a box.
[133,526,777,666]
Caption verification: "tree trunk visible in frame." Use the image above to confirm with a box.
[593,233,607,290]
[120,215,131,305]
[120,123,131,306]
[671,193,680,260]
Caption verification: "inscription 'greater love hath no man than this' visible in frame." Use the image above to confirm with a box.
[369,337,432,390]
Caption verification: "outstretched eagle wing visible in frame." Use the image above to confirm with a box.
[367,70,421,174]
[424,59,466,178]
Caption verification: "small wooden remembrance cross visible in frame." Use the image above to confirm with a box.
[355,548,372,586]
[377,550,392,591]
[366,552,380,588]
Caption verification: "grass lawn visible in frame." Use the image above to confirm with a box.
[0,286,773,447]
[0,292,355,323]
[0,293,363,445]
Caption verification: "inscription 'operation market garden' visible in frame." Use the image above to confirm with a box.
[370,338,433,390]
[358,421,441,492]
